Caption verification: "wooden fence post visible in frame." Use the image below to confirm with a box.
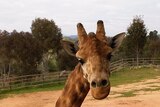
[9,78,12,90]
[122,58,124,69]
[43,74,45,86]
[2,76,5,89]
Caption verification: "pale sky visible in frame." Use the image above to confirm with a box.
[0,0,160,36]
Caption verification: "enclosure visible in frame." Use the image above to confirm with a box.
[0,58,160,107]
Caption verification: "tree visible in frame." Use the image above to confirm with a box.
[31,18,62,53]
[145,39,160,58]
[0,30,11,78]
[124,16,147,60]
[11,31,43,75]
[148,30,159,41]
[144,30,160,58]
[31,18,63,73]
[0,30,43,76]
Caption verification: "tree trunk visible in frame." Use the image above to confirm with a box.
[136,53,139,66]
[136,45,139,66]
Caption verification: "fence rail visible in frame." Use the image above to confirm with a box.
[0,72,69,90]
[110,58,160,72]
[0,58,160,91]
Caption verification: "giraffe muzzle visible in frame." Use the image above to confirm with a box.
[90,79,110,100]
[90,82,110,100]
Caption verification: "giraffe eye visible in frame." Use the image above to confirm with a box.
[107,53,112,61]
[77,58,85,65]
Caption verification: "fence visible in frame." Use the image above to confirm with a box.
[0,58,160,91]
[110,58,160,72]
[0,72,69,90]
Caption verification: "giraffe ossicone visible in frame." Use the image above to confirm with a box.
[56,20,125,107]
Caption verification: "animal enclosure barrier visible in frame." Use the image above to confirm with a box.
[0,72,69,90]
[110,58,160,72]
[0,58,160,91]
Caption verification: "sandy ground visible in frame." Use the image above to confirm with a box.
[0,77,160,107]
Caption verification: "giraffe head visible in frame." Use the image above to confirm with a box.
[62,20,125,100]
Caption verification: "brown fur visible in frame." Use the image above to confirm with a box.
[55,64,90,107]
[56,20,125,106]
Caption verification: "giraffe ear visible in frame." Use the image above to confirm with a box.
[61,40,78,56]
[109,32,125,52]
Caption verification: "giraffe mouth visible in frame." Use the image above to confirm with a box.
[90,84,111,100]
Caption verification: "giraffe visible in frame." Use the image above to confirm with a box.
[55,20,125,107]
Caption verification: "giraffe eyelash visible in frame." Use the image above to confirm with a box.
[77,58,85,65]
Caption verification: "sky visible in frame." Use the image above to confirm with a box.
[0,0,160,36]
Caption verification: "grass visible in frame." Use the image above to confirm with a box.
[110,66,160,97]
[118,87,160,98]
[0,82,65,99]
[0,66,160,99]
[119,91,136,97]
[110,67,160,86]
[138,87,160,92]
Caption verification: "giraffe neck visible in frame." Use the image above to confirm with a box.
[55,64,90,107]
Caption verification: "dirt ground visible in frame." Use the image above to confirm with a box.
[0,77,160,107]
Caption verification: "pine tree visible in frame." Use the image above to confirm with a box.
[125,16,147,64]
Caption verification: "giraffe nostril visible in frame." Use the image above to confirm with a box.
[91,81,97,88]
[91,79,109,88]
[101,79,108,87]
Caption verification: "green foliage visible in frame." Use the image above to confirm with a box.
[148,30,159,40]
[144,39,160,58]
[119,16,147,58]
[31,18,63,73]
[0,30,43,75]
[144,30,160,58]
[0,18,64,76]
[31,18,62,53]
[48,55,59,72]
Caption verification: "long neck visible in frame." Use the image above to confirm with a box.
[55,64,90,107]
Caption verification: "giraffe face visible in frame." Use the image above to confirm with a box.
[76,35,112,99]
[62,20,125,100]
